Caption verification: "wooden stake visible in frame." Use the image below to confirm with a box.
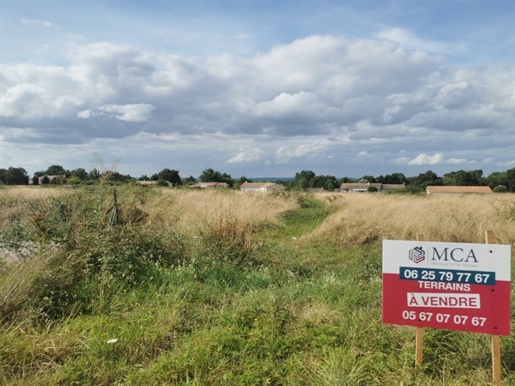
[485,230,501,384]
[415,233,425,369]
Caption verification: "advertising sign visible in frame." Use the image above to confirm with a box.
[382,240,511,335]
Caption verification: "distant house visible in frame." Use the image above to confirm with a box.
[426,186,492,194]
[240,182,285,192]
[29,175,64,185]
[190,182,229,189]
[340,182,404,193]
[136,180,173,187]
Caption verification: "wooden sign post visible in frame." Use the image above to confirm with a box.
[415,233,424,370]
[485,230,501,384]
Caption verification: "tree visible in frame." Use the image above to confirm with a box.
[157,168,181,185]
[360,175,377,183]
[221,173,235,188]
[4,167,29,185]
[182,175,197,185]
[377,173,406,184]
[412,170,442,188]
[199,168,221,182]
[71,168,88,181]
[506,168,515,192]
[443,170,483,186]
[238,176,252,184]
[199,168,234,187]
[45,164,66,176]
[294,170,316,189]
[311,174,338,190]
[89,168,100,181]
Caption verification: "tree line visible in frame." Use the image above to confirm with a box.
[1,164,515,192]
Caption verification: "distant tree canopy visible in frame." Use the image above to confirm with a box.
[182,175,197,185]
[199,168,235,187]
[156,168,181,185]
[377,173,407,185]
[0,167,29,185]
[71,168,89,180]
[291,170,339,191]
[1,163,515,192]
[443,170,484,186]
[409,170,442,188]
[360,175,377,183]
[45,164,67,176]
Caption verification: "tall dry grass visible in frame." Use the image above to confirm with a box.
[0,186,69,199]
[141,189,299,234]
[306,193,515,246]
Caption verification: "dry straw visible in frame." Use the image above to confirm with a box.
[307,193,515,247]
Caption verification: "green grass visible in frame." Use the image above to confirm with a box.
[1,189,514,385]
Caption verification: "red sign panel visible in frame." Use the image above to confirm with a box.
[382,240,511,335]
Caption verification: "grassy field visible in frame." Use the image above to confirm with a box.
[1,186,515,385]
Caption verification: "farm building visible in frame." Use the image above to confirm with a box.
[425,186,492,194]
[28,175,64,185]
[240,182,285,192]
[340,182,404,193]
[190,182,229,189]
[136,180,173,186]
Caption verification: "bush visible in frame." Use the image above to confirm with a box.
[367,186,378,192]
[156,179,169,187]
[386,185,425,195]
[493,185,508,193]
[0,186,187,321]
[67,176,82,185]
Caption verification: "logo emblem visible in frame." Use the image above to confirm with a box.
[409,247,425,264]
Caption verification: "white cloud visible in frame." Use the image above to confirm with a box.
[447,158,467,164]
[408,153,444,166]
[1,32,512,177]
[21,18,56,29]
[275,142,328,163]
[77,110,94,119]
[227,148,264,163]
[98,103,155,122]
[375,28,449,53]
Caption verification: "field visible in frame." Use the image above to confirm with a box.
[1,185,515,385]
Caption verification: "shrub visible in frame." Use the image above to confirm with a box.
[67,176,82,185]
[156,179,169,187]
[0,186,187,321]
[493,185,508,193]
[367,186,378,192]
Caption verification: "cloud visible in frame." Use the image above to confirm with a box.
[21,18,56,29]
[1,33,512,177]
[375,28,449,54]
[394,153,476,167]
[408,153,443,166]
[98,103,155,122]
[78,104,155,122]
[275,142,329,163]
[227,148,265,163]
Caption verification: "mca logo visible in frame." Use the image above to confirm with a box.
[409,247,425,264]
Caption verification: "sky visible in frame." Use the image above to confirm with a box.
[1,0,514,179]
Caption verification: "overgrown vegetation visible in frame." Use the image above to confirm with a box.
[1,186,515,385]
